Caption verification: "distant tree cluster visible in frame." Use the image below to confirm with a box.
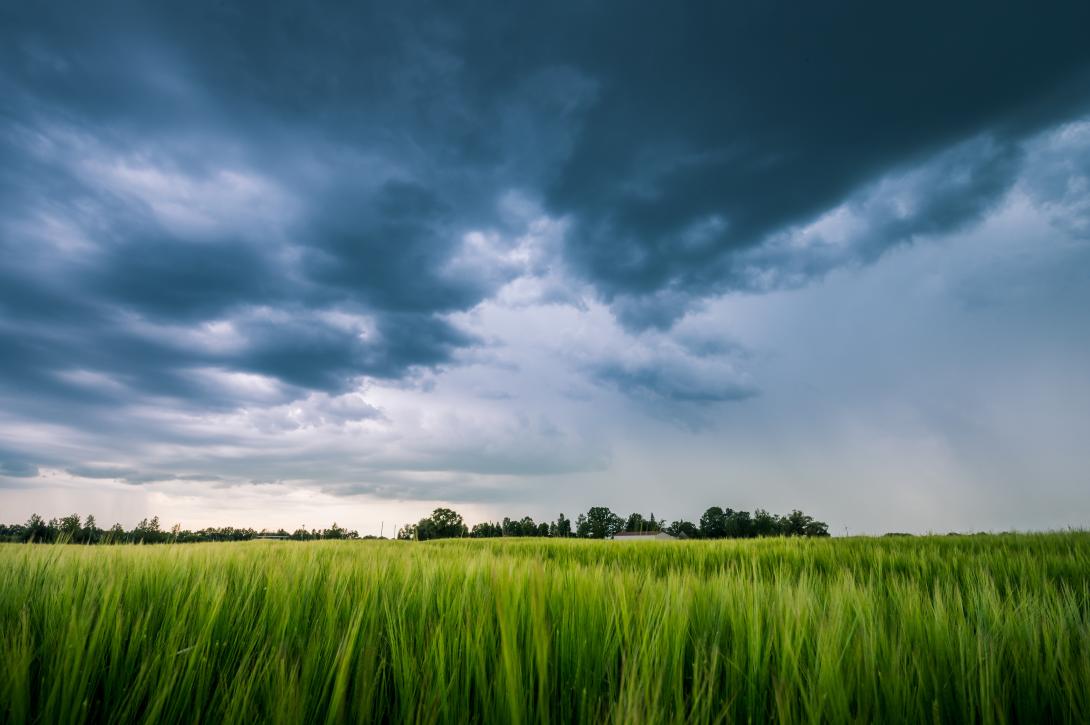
[679,506,829,539]
[0,514,361,544]
[397,506,828,541]
[396,508,468,541]
[465,513,567,539]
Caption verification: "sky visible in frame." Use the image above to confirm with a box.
[2,1,1089,535]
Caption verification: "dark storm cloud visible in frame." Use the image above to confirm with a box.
[591,360,756,405]
[231,311,478,390]
[721,134,1029,293]
[0,1,521,416]
[300,180,491,313]
[0,455,39,478]
[93,236,280,324]
[521,3,1090,327]
[2,0,1090,431]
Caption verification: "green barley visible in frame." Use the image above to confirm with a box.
[1,533,1088,723]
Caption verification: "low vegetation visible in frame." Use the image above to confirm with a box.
[0,514,362,544]
[398,504,829,540]
[2,533,1088,722]
[0,504,829,544]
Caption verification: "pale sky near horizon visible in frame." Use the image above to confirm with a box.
[2,2,1090,535]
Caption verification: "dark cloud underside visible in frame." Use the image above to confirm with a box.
[531,3,1090,324]
[1,0,1089,430]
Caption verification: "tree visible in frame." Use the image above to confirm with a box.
[411,508,467,540]
[0,523,27,543]
[470,522,501,538]
[431,508,467,538]
[625,513,647,533]
[24,513,49,542]
[583,507,624,539]
[723,510,755,538]
[753,509,780,537]
[323,522,347,540]
[82,514,99,544]
[132,516,163,544]
[666,519,700,539]
[625,512,664,533]
[782,510,812,537]
[58,513,81,542]
[699,507,727,539]
[0,504,830,545]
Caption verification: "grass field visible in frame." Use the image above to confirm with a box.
[2,534,1089,723]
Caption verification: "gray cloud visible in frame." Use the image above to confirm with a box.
[592,361,755,405]
[1,0,1089,522]
[64,466,155,484]
[1021,121,1090,238]
[0,458,39,478]
[723,135,1026,292]
[534,4,1090,326]
[583,329,758,423]
[0,2,553,424]
[62,466,225,486]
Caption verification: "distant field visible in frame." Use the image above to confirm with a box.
[2,534,1089,723]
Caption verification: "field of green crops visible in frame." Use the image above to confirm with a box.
[2,534,1089,723]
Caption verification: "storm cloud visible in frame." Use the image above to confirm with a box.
[2,1,1089,532]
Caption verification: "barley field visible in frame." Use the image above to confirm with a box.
[2,534,1089,724]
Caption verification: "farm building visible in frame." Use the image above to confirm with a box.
[610,531,677,541]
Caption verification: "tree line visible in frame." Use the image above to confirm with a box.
[0,514,364,544]
[0,505,829,544]
[397,505,829,540]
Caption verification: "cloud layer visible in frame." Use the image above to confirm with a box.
[2,1,1090,532]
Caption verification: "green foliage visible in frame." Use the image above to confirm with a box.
[696,506,831,539]
[1,534,1088,723]
[400,508,468,541]
[472,515,567,538]
[57,514,82,541]
[470,521,503,538]
[0,516,359,544]
[699,506,726,538]
[666,519,700,538]
[581,506,625,538]
[624,512,663,533]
